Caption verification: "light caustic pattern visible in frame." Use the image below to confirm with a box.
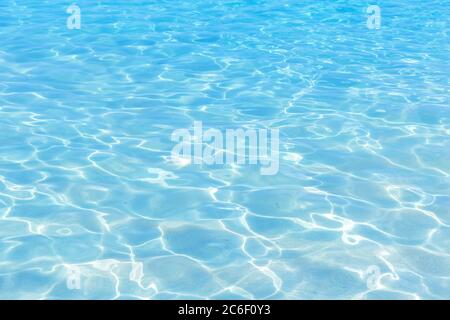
[0,0,449,299]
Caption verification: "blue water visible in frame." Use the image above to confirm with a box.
[0,0,449,299]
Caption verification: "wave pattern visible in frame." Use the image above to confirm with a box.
[0,0,449,299]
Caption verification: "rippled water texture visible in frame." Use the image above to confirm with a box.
[0,0,449,299]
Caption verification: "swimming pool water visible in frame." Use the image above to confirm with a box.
[0,0,449,299]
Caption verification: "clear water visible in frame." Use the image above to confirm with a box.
[0,0,449,299]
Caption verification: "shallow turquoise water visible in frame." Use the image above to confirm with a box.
[0,0,449,299]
